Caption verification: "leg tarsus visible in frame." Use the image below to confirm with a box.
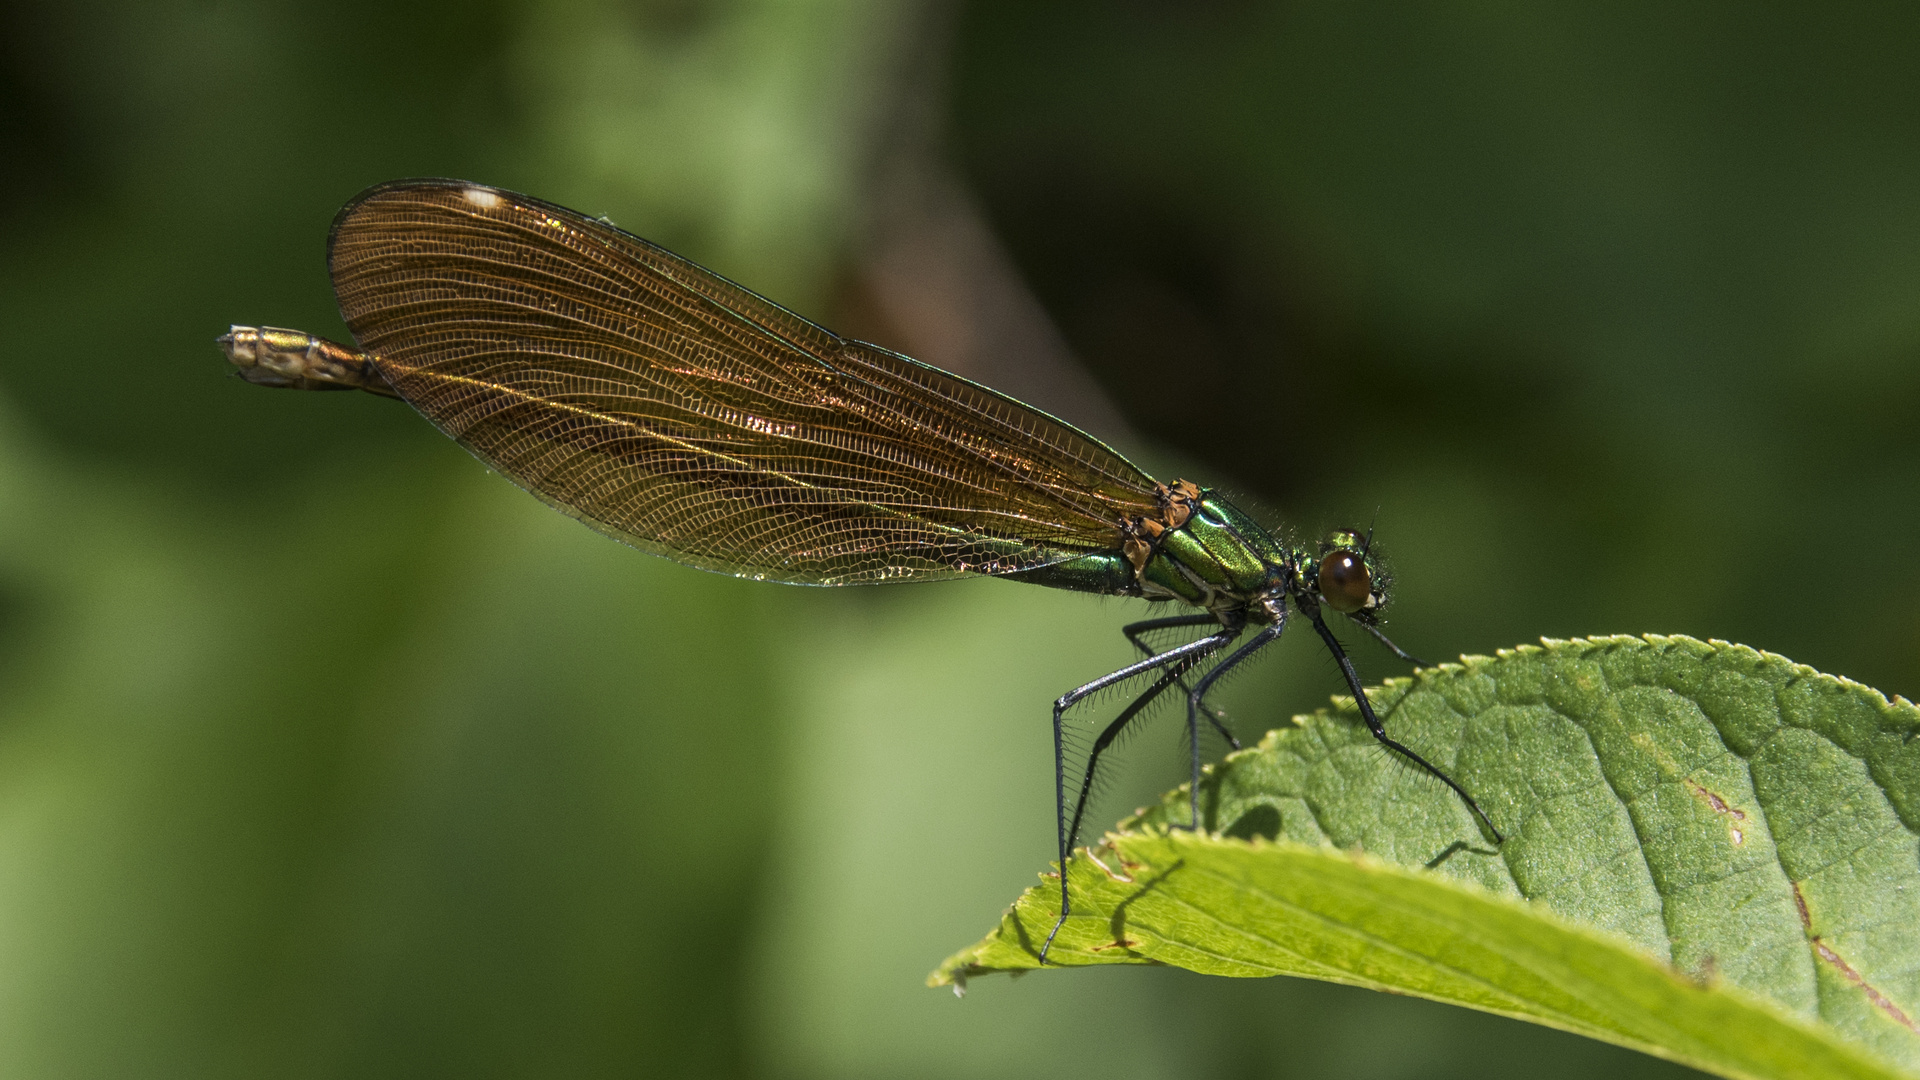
[1040,911,1069,964]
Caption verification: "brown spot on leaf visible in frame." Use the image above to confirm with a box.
[1691,953,1720,986]
[1684,778,1748,843]
[1089,938,1140,953]
[1084,847,1135,883]
[1815,941,1919,1033]
[1793,881,1917,1032]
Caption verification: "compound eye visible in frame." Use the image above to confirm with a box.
[1317,549,1372,612]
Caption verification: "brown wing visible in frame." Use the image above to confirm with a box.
[326,179,1161,585]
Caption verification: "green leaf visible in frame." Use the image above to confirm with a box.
[933,635,1920,1080]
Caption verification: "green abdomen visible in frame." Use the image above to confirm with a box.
[1003,492,1284,611]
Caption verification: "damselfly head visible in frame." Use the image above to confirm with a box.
[1312,529,1389,615]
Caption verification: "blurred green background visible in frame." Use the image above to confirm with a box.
[0,0,1915,1076]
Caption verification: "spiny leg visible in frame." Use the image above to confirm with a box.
[1057,665,1187,903]
[1123,614,1240,749]
[1040,624,1241,963]
[1305,607,1504,843]
[1178,610,1288,831]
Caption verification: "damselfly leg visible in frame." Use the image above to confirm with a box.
[1123,614,1240,748]
[1041,621,1241,962]
[1178,612,1290,827]
[1305,608,1503,843]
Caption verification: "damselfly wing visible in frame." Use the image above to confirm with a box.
[328,181,1162,586]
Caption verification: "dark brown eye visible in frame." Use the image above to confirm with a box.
[1318,549,1372,612]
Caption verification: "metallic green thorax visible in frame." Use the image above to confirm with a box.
[1008,489,1299,618]
[1139,493,1290,609]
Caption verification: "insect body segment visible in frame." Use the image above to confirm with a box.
[1010,481,1291,614]
[1119,479,1201,577]
[1132,489,1291,614]
[221,325,397,397]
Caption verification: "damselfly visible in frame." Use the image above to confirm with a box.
[219,179,1500,961]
